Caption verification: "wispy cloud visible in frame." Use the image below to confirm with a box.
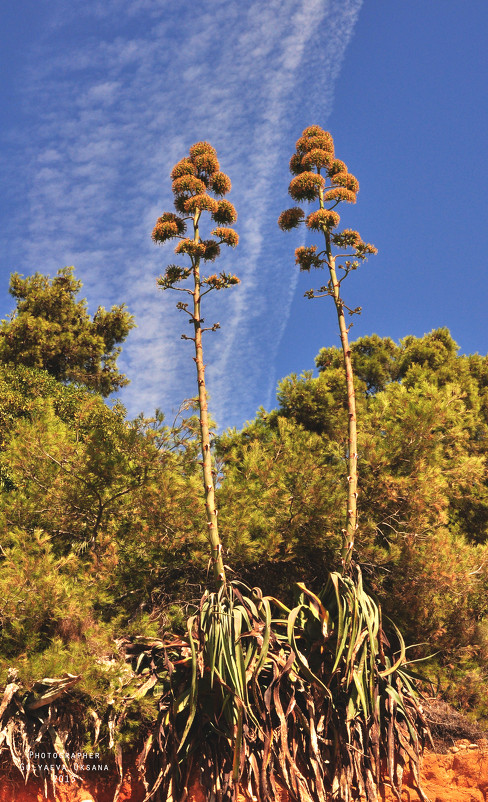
[3,0,362,427]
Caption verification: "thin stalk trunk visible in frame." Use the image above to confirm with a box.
[192,211,226,587]
[319,194,358,570]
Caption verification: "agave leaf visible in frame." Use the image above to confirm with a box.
[266,595,292,615]
[287,605,332,699]
[221,619,243,699]
[253,596,272,676]
[352,670,370,721]
[237,641,249,706]
[208,616,221,689]
[347,628,368,682]
[296,582,330,635]
[0,680,20,720]
[232,705,244,782]
[6,719,25,777]
[378,625,406,677]
[132,673,158,700]
[177,616,198,752]
[24,674,81,711]
[48,725,80,779]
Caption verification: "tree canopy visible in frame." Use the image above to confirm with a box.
[0,267,135,396]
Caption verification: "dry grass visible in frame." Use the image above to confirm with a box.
[423,699,488,753]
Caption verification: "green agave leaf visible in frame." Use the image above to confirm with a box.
[287,605,332,700]
[296,582,330,635]
[220,620,245,702]
[378,622,406,678]
[177,615,198,753]
[232,706,244,783]
[253,596,272,675]
[352,670,370,721]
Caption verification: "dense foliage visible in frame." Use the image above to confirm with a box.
[0,363,208,684]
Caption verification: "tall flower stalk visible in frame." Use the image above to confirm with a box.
[152,141,239,587]
[279,125,377,571]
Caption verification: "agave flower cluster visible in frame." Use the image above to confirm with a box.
[278,125,377,273]
[152,141,239,292]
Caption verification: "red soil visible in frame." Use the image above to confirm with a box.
[1,743,487,802]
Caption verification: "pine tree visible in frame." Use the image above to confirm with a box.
[0,267,134,396]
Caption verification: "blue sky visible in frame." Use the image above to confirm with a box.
[1,1,487,429]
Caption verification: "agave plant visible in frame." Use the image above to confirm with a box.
[149,145,289,799]
[138,583,276,800]
[148,141,342,802]
[283,570,430,801]
[0,671,83,790]
[134,572,431,802]
[278,126,431,801]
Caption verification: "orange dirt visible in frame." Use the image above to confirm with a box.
[381,747,488,802]
[1,745,487,802]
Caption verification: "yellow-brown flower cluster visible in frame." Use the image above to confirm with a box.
[212,200,237,225]
[170,142,232,217]
[296,126,334,157]
[306,209,340,231]
[288,126,335,177]
[289,153,306,176]
[170,158,196,180]
[289,172,325,202]
[329,159,347,177]
[331,172,359,193]
[301,148,334,170]
[278,207,305,231]
[152,212,186,243]
[184,194,219,214]
[154,142,239,294]
[175,239,206,258]
[193,152,220,174]
[210,171,232,196]
[294,245,323,271]
[279,126,377,280]
[323,188,356,204]
[212,227,239,247]
[203,272,240,290]
[355,242,378,258]
[201,240,221,261]
[331,229,362,249]
[189,141,217,160]
[172,175,206,196]
[330,230,377,258]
